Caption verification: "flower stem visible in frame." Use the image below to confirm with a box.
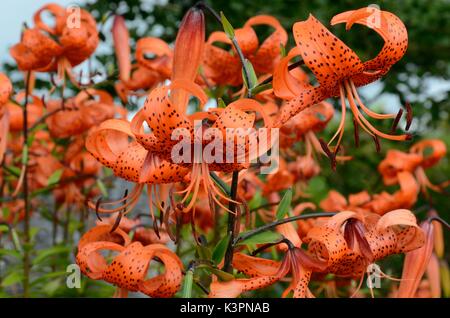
[22,71,31,298]
[235,212,337,245]
[223,170,239,273]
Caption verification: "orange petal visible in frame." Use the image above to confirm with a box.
[293,14,363,95]
[398,221,434,297]
[112,15,132,82]
[331,7,408,81]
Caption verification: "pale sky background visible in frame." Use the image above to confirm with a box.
[0,0,448,130]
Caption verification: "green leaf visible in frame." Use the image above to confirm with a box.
[32,246,70,266]
[196,245,212,261]
[248,190,262,211]
[181,269,194,298]
[280,43,286,57]
[47,169,63,186]
[42,278,62,296]
[0,249,21,259]
[0,224,9,233]
[242,59,258,90]
[217,98,227,109]
[10,228,23,252]
[220,11,235,39]
[276,188,292,219]
[238,231,283,246]
[206,267,235,282]
[96,179,108,198]
[1,271,23,287]
[212,236,230,265]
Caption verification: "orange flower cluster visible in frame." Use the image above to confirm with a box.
[1,2,447,299]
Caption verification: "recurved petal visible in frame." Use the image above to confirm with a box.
[397,221,434,297]
[331,7,408,77]
[273,47,311,100]
[293,14,364,96]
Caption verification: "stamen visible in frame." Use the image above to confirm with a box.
[345,80,409,141]
[390,108,403,133]
[372,135,381,153]
[353,117,360,148]
[350,80,396,119]
[405,102,413,131]
[319,138,336,171]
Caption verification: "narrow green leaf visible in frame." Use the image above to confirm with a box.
[238,231,283,246]
[47,169,63,186]
[0,224,9,233]
[196,245,212,261]
[32,246,70,266]
[220,11,235,39]
[212,235,230,265]
[276,188,292,220]
[0,249,21,259]
[242,59,258,90]
[1,271,23,287]
[96,179,108,198]
[207,267,235,282]
[280,43,286,57]
[10,228,23,252]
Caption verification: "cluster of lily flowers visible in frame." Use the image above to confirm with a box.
[0,2,448,298]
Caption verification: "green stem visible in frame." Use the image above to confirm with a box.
[235,212,337,244]
[22,71,31,298]
[223,170,239,273]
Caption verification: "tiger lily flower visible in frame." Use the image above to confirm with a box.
[273,7,410,154]
[305,209,425,294]
[203,15,287,86]
[76,224,183,297]
[112,15,173,103]
[97,215,170,245]
[10,4,98,85]
[276,67,351,168]
[209,245,325,298]
[0,73,13,163]
[46,89,118,138]
[379,139,448,194]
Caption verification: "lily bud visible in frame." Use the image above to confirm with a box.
[397,221,434,298]
[171,7,205,110]
[112,15,131,82]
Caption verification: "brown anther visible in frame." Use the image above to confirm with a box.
[319,138,337,171]
[405,102,413,131]
[353,117,360,147]
[95,197,103,221]
[372,135,381,153]
[391,108,403,133]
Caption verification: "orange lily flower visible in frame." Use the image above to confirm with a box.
[273,7,410,154]
[203,15,287,86]
[210,247,325,298]
[46,89,118,138]
[97,215,170,246]
[76,224,183,297]
[379,139,448,194]
[305,210,425,284]
[10,4,98,84]
[5,92,44,132]
[0,73,13,163]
